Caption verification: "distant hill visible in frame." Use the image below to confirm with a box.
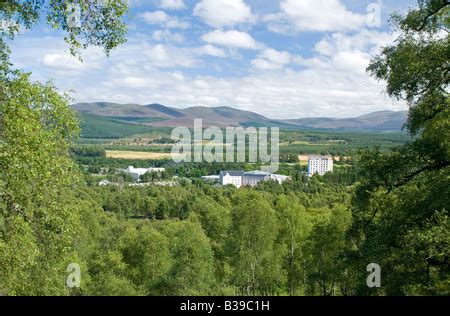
[282,110,408,132]
[72,102,408,132]
[72,102,274,128]
[73,102,182,119]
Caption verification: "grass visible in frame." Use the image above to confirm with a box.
[106,150,176,160]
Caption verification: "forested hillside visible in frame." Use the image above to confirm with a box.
[79,113,161,139]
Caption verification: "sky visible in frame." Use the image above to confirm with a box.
[10,0,417,119]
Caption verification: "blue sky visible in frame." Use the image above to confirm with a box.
[10,0,417,119]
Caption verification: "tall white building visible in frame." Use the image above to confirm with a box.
[308,156,333,176]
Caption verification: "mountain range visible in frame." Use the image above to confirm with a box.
[72,102,408,132]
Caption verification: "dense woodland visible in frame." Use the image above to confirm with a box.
[0,1,448,296]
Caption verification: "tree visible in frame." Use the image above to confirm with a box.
[303,205,351,296]
[193,196,232,292]
[157,219,216,295]
[276,194,313,295]
[0,0,128,56]
[0,75,82,295]
[119,225,172,295]
[0,0,129,295]
[227,190,285,295]
[87,250,140,296]
[349,0,449,295]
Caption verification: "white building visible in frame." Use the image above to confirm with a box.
[217,170,291,188]
[122,166,166,182]
[219,171,244,188]
[308,156,333,176]
[242,170,270,187]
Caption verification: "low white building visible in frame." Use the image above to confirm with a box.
[217,170,291,188]
[122,166,166,182]
[308,156,333,176]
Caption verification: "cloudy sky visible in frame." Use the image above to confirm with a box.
[10,0,416,119]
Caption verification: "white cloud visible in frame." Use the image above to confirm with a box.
[140,11,190,29]
[251,48,291,70]
[165,19,190,29]
[151,29,185,43]
[11,29,406,119]
[196,44,227,58]
[159,0,186,10]
[265,0,366,33]
[122,76,153,89]
[194,0,255,28]
[201,30,259,49]
[140,10,168,24]
[42,53,85,71]
[313,29,396,59]
[38,46,103,75]
[98,30,403,118]
[144,44,197,68]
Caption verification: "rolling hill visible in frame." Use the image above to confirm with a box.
[282,110,408,132]
[72,102,408,133]
[72,102,274,128]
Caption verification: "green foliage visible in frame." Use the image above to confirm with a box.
[303,205,352,296]
[227,190,285,295]
[156,219,216,295]
[71,145,106,158]
[118,225,172,294]
[0,0,128,56]
[276,194,312,295]
[349,0,449,295]
[79,113,160,139]
[0,0,130,296]
[0,73,81,295]
[0,216,39,295]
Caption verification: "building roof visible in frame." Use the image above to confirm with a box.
[124,166,165,176]
[126,166,149,175]
[202,175,220,180]
[308,155,333,160]
[244,170,270,176]
[220,171,245,177]
[271,174,291,179]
